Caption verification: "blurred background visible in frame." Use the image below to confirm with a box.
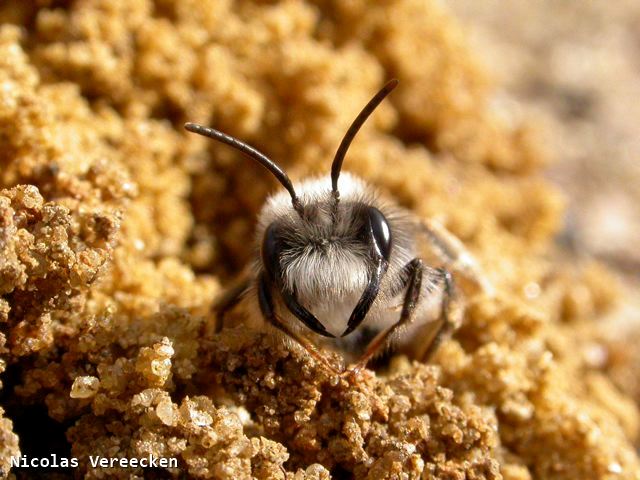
[448,0,640,277]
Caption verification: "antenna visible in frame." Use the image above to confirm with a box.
[330,79,399,201]
[185,123,304,215]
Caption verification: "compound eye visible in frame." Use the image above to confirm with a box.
[261,223,282,279]
[367,207,392,261]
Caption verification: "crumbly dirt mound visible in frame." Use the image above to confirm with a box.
[0,1,638,479]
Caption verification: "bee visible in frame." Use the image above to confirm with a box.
[185,80,492,376]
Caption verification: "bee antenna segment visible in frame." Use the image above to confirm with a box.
[185,123,304,215]
[330,79,399,200]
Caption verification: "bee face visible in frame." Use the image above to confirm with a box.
[257,178,395,339]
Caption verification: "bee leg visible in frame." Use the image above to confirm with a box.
[418,268,463,362]
[419,220,494,296]
[345,258,425,376]
[258,274,343,376]
[213,273,252,333]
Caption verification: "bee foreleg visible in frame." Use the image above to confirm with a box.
[418,268,463,362]
[419,220,494,295]
[213,272,252,333]
[257,274,342,375]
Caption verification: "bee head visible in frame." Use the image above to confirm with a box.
[256,174,395,338]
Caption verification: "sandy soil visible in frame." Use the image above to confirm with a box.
[0,1,638,478]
